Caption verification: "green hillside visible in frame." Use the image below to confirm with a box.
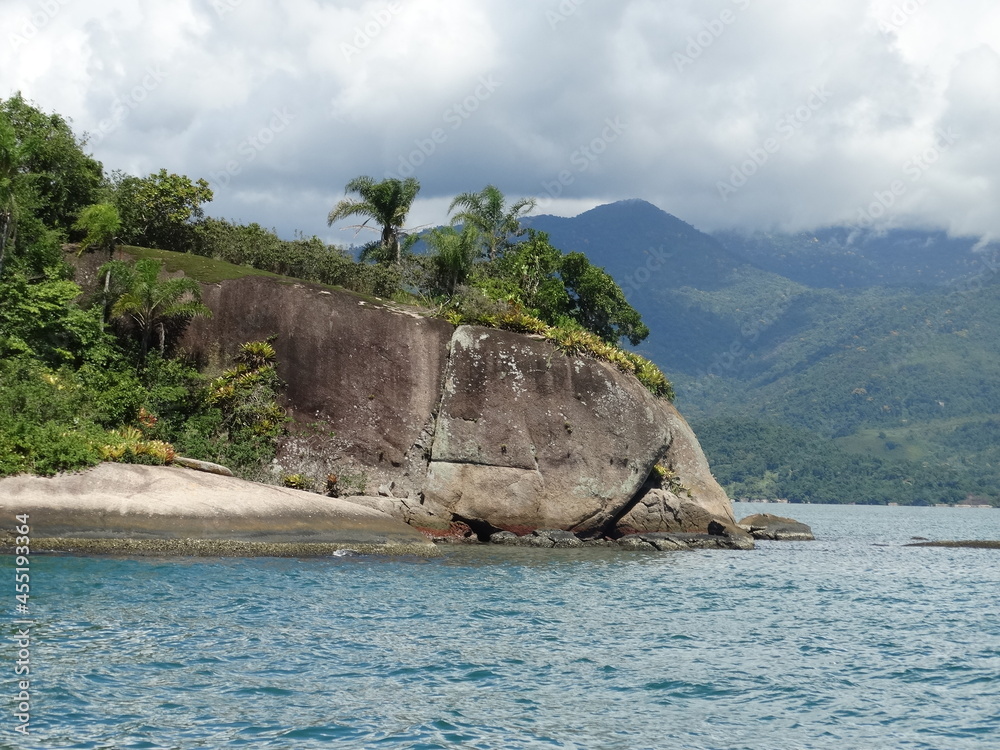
[531,200,1000,506]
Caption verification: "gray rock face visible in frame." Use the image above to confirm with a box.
[0,464,438,556]
[424,326,676,535]
[615,489,721,535]
[175,276,737,537]
[182,276,454,500]
[739,513,815,541]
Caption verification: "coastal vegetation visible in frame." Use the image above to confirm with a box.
[0,94,667,480]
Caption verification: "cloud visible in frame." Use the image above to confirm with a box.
[1,0,997,243]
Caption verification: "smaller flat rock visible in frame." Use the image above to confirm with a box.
[738,513,814,541]
[532,529,584,548]
[489,531,521,545]
[616,536,658,551]
[172,456,234,476]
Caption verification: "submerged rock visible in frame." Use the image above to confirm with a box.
[905,540,1000,549]
[738,513,815,541]
[615,531,753,551]
[488,524,754,552]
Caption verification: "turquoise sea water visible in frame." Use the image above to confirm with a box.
[6,503,1000,749]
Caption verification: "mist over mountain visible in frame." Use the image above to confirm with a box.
[712,227,997,290]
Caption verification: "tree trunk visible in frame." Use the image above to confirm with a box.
[382,225,399,264]
[0,207,12,278]
[102,271,111,329]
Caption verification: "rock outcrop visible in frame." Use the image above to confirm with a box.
[738,513,815,541]
[425,326,696,536]
[172,274,737,539]
[0,463,438,556]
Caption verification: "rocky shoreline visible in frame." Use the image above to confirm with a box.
[0,464,816,557]
[428,512,815,551]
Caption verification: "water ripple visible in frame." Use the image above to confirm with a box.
[9,504,1000,749]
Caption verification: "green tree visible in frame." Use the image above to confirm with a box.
[0,114,16,278]
[74,203,120,256]
[0,94,105,278]
[0,93,103,232]
[559,252,649,345]
[112,169,213,251]
[0,269,105,366]
[448,184,536,261]
[98,257,212,363]
[425,224,480,296]
[490,230,568,313]
[469,230,646,346]
[327,176,420,264]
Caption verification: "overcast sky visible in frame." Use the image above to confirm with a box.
[3,0,998,245]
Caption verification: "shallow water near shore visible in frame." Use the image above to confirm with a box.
[8,503,1000,749]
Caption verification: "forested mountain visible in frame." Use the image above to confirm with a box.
[713,227,996,290]
[528,200,1000,505]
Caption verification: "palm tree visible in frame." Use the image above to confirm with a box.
[426,224,480,296]
[327,176,420,264]
[74,203,121,256]
[448,184,537,261]
[98,257,212,364]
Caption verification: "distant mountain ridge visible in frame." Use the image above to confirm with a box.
[526,199,745,293]
[713,226,996,290]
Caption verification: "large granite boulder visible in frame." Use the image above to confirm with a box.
[169,273,735,538]
[0,463,438,556]
[423,326,728,536]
